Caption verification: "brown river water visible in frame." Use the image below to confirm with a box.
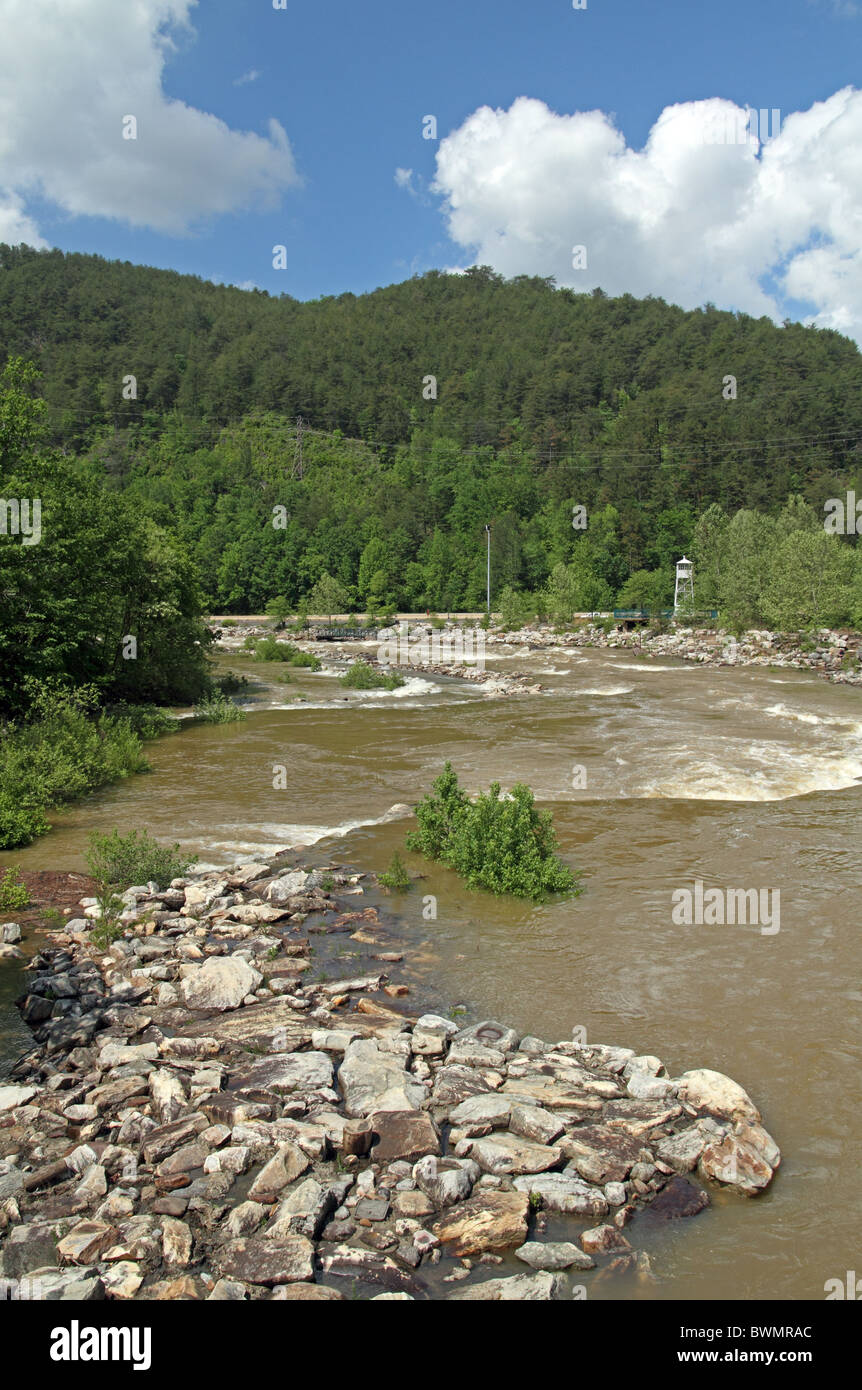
[2,640,861,1302]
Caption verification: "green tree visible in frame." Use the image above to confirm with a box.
[308,571,349,625]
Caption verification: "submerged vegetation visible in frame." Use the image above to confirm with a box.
[378,850,411,891]
[247,636,322,670]
[339,660,405,691]
[406,762,579,902]
[192,689,246,723]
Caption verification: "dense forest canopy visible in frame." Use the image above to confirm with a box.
[1,243,861,623]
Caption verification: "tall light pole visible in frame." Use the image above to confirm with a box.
[485,524,491,616]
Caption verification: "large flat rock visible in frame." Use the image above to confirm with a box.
[216,1236,315,1286]
[339,1039,428,1117]
[433,1190,529,1256]
[228,1051,334,1097]
[180,957,262,1012]
[468,1133,562,1176]
[369,1109,440,1164]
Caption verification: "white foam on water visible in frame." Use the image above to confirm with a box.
[574,685,635,697]
[352,676,438,702]
[188,803,415,861]
[634,732,862,801]
[610,662,703,673]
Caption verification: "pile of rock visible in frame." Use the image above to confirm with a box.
[488,622,862,686]
[0,860,779,1301]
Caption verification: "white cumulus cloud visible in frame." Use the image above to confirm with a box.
[432,90,862,343]
[0,0,299,239]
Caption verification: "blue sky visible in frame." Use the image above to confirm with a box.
[2,0,861,335]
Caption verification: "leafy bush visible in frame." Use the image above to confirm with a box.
[90,886,128,948]
[0,683,171,849]
[0,865,29,910]
[213,672,250,696]
[193,689,246,723]
[378,850,411,891]
[250,637,321,670]
[105,703,181,740]
[288,650,322,670]
[86,829,196,890]
[0,798,49,850]
[406,762,579,902]
[339,661,405,691]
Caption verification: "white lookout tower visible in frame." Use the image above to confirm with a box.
[674,555,694,613]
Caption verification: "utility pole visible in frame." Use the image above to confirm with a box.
[293,415,304,480]
[485,524,491,615]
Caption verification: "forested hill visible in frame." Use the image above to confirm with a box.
[2,243,861,484]
[1,242,861,617]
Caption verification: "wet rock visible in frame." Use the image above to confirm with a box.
[448,1270,567,1300]
[675,1069,761,1124]
[645,1176,710,1219]
[513,1173,608,1219]
[698,1134,775,1194]
[433,1190,530,1255]
[515,1240,596,1271]
[580,1224,632,1255]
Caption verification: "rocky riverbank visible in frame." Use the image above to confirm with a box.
[488,621,862,687]
[214,616,862,693]
[0,853,780,1302]
[215,620,544,698]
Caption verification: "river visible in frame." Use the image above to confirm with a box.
[2,640,860,1301]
